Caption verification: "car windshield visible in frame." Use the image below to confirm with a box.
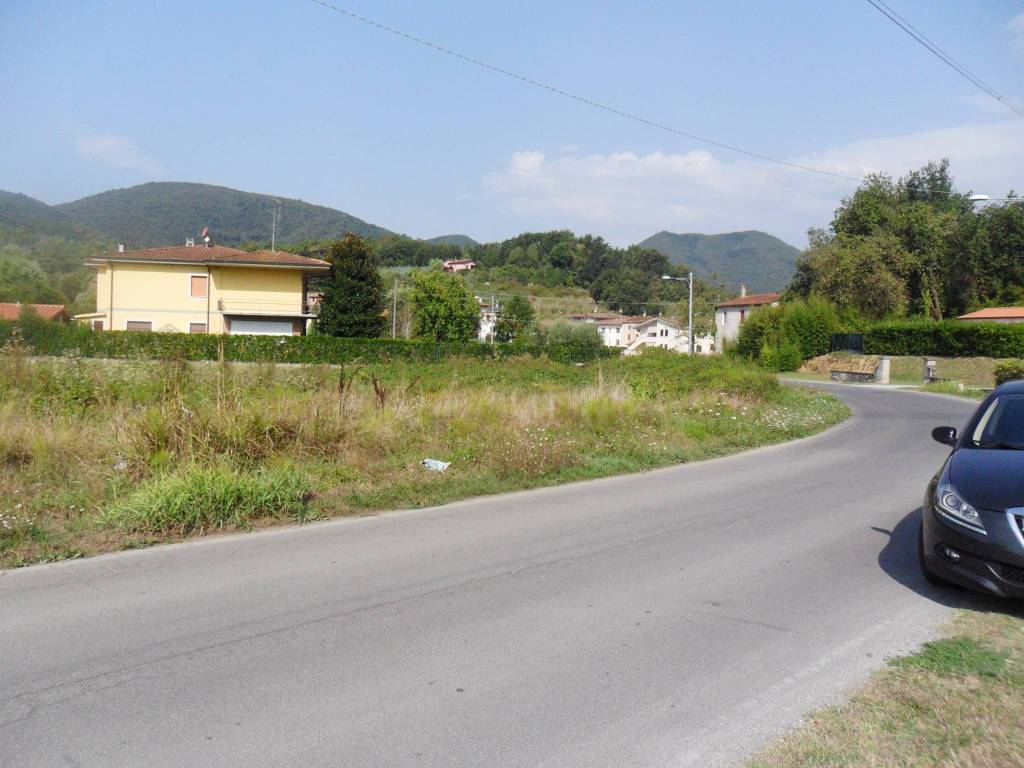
[971,394,1024,449]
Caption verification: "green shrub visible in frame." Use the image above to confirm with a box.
[736,298,839,369]
[103,465,311,535]
[776,340,804,372]
[863,320,1024,358]
[0,320,615,366]
[995,360,1024,385]
[541,323,608,364]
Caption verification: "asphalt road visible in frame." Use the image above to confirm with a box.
[1,385,981,768]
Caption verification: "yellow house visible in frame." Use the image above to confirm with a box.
[75,244,330,335]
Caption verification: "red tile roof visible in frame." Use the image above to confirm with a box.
[958,307,1024,320]
[595,315,654,326]
[716,292,782,308]
[88,245,329,269]
[0,303,68,321]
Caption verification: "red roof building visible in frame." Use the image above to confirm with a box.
[0,303,70,322]
[958,307,1024,323]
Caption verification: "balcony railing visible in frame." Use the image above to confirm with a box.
[217,298,316,316]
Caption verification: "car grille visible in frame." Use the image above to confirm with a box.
[997,563,1024,585]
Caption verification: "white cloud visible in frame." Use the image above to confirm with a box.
[482,120,1024,247]
[74,133,167,176]
[1010,13,1024,57]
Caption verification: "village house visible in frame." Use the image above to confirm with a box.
[73,243,330,335]
[715,286,782,348]
[0,303,70,323]
[957,307,1024,324]
[442,258,476,273]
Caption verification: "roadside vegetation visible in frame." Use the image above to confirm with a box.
[0,344,847,567]
[749,607,1024,768]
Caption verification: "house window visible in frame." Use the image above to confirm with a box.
[91,319,104,331]
[189,322,207,334]
[190,274,209,298]
[126,321,152,332]
[740,309,746,323]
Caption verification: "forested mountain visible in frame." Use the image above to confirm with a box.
[54,182,392,248]
[638,230,800,292]
[0,191,100,240]
[426,234,478,247]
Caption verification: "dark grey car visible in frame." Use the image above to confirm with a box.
[921,379,1024,597]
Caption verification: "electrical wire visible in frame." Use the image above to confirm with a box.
[864,0,1024,119]
[306,0,1020,201]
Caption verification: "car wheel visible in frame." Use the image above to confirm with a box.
[918,521,957,588]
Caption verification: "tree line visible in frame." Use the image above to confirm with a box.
[789,159,1024,319]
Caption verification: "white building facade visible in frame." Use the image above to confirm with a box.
[715,288,782,349]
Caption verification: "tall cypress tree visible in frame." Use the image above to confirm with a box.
[316,234,387,338]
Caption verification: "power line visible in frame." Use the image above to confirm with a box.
[864,0,1024,119]
[306,0,1020,201]
[306,0,861,184]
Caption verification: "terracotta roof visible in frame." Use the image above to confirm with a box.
[716,292,782,308]
[634,316,682,329]
[595,315,654,327]
[88,245,329,269]
[958,307,1024,320]
[0,303,68,321]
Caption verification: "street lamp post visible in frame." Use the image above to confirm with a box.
[661,273,694,355]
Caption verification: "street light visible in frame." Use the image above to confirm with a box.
[661,273,694,355]
[968,194,990,203]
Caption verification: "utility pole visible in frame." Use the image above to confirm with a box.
[688,271,694,355]
[392,277,399,339]
[271,199,281,253]
[661,273,695,355]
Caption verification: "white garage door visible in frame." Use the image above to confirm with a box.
[229,319,294,336]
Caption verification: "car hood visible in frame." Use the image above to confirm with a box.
[949,448,1024,512]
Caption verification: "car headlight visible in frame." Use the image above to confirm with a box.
[935,484,986,534]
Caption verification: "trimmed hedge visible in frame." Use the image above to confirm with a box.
[863,320,1024,358]
[995,360,1024,386]
[0,320,616,365]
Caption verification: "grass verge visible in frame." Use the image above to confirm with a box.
[0,347,847,567]
[748,608,1024,768]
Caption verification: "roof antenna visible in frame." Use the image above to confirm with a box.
[270,199,281,253]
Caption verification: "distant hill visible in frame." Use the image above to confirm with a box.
[0,190,101,241]
[54,182,392,249]
[426,234,478,248]
[638,230,800,292]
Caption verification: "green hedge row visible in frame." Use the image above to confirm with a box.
[862,320,1024,358]
[995,360,1024,386]
[0,320,616,365]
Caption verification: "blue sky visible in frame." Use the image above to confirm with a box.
[2,0,1023,247]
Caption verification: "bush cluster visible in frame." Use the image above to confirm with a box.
[0,319,616,366]
[863,321,1024,358]
[995,360,1024,386]
[735,298,840,372]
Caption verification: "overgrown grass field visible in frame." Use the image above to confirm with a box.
[0,345,847,567]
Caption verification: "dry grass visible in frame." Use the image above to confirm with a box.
[748,608,1024,768]
[0,349,847,567]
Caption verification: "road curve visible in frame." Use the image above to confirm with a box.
[1,385,981,768]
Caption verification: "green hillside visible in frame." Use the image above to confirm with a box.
[638,230,800,292]
[426,234,478,248]
[0,190,100,240]
[55,182,392,248]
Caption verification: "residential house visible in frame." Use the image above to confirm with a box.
[74,243,330,335]
[957,307,1024,324]
[442,259,476,273]
[622,317,717,356]
[593,315,652,348]
[0,303,70,323]
[715,286,782,348]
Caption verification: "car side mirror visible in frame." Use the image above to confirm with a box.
[931,426,957,447]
